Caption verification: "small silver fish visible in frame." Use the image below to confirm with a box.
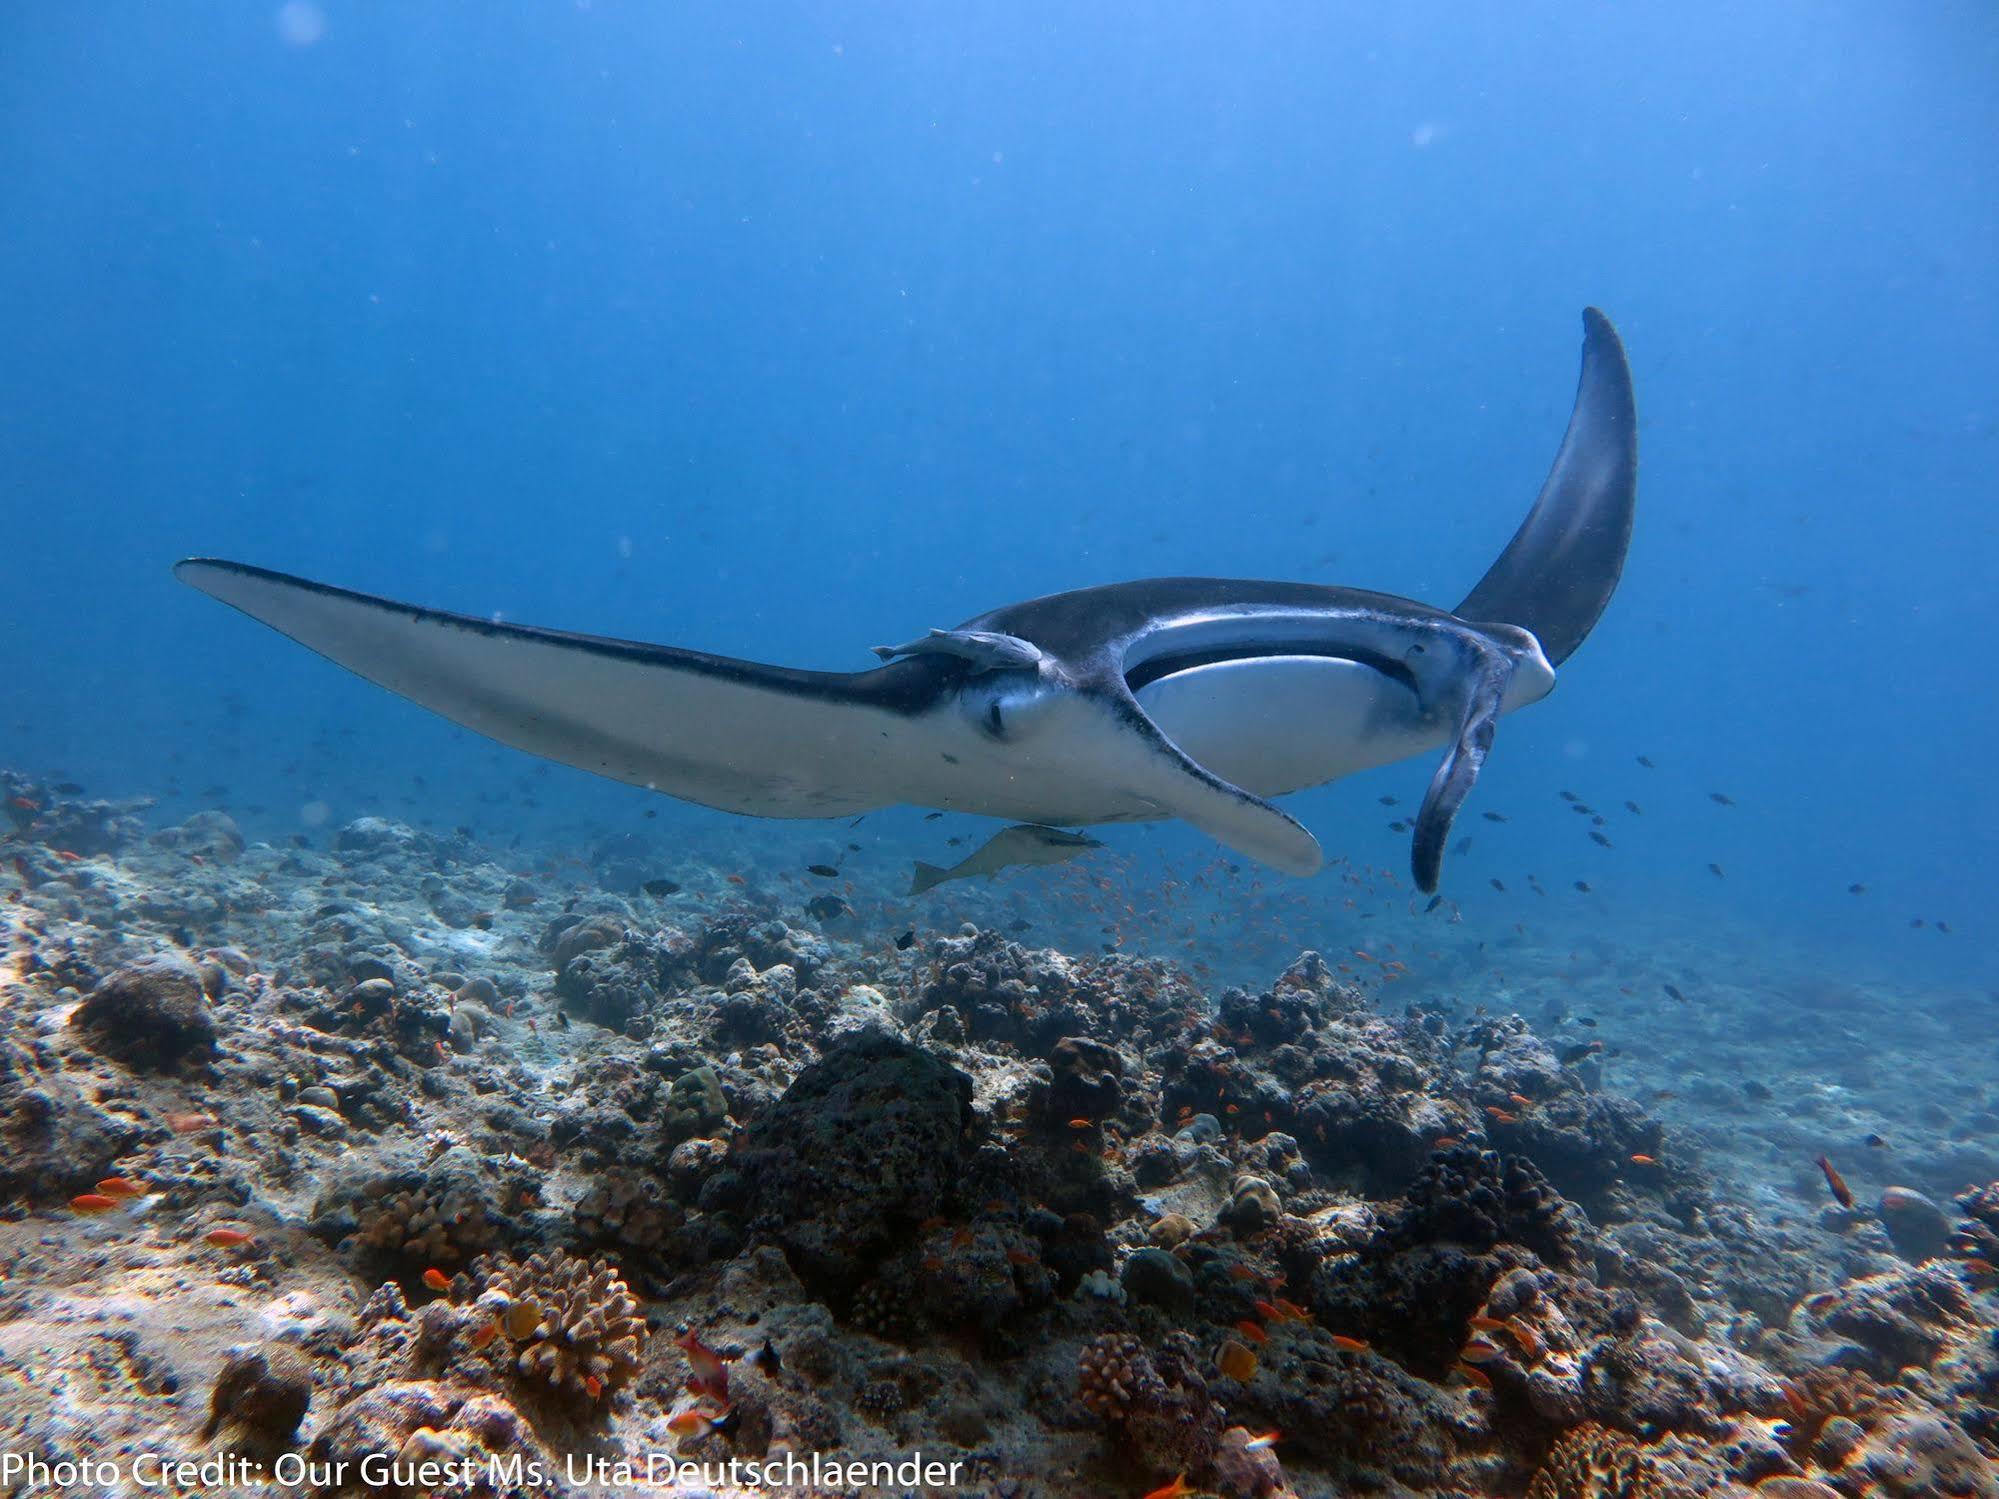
[909,824,1102,895]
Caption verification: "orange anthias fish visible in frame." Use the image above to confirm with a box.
[204,1228,254,1247]
[1454,1360,1494,1390]
[1328,1334,1370,1353]
[677,1328,729,1401]
[1141,1476,1194,1499]
[1628,1153,1659,1167]
[1486,1107,1519,1125]
[1815,1154,1855,1209]
[421,1268,452,1293]
[1233,1320,1268,1345]
[95,1177,149,1198]
[70,1193,120,1214]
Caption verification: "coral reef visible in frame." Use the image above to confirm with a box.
[1,766,1994,1499]
[305,1381,559,1498]
[1952,1181,1999,1264]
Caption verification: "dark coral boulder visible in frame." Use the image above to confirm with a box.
[0,1041,143,1202]
[1383,1144,1599,1272]
[70,956,217,1072]
[1309,1146,1604,1378]
[1044,1035,1125,1125]
[1467,1017,1668,1212]
[735,1034,974,1296]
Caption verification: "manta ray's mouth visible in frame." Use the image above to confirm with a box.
[1125,642,1420,696]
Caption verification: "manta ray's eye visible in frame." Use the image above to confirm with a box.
[965,675,1054,742]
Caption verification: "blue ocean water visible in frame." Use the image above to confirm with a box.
[2,4,1993,991]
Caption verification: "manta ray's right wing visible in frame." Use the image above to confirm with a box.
[1454,307,1638,667]
[175,559,946,819]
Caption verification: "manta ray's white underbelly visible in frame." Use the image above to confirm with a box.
[1136,655,1447,799]
[889,656,1459,830]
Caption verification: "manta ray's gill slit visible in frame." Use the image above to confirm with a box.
[1123,642,1420,696]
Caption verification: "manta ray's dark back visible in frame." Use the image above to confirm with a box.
[1454,308,1638,666]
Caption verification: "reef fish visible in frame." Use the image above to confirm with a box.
[666,1406,739,1440]
[175,312,1637,894]
[677,1329,729,1402]
[1815,1154,1855,1209]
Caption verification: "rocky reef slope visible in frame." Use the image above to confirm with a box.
[2,775,1995,1498]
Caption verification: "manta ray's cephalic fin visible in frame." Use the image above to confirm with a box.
[1410,645,1515,894]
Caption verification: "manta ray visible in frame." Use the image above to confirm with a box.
[177,308,1636,892]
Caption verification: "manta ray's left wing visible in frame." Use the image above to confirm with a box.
[175,559,945,818]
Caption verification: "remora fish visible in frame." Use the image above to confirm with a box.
[908,824,1101,895]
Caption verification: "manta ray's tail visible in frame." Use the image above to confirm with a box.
[1453,308,1638,666]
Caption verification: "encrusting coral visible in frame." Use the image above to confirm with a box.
[355,1182,507,1268]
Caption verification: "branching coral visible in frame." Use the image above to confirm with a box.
[1524,1423,1693,1499]
[461,1249,648,1402]
[1077,1331,1224,1480]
